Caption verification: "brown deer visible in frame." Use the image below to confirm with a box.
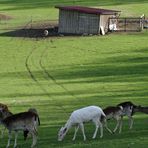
[0,110,40,148]
[103,106,123,133]
[117,101,140,131]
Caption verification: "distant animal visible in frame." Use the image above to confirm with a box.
[103,106,123,133]
[58,106,106,141]
[116,101,139,131]
[0,110,39,148]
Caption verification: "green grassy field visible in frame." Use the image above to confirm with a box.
[0,0,148,148]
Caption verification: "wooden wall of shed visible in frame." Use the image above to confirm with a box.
[78,13,100,34]
[100,15,113,33]
[58,10,79,34]
[58,10,100,34]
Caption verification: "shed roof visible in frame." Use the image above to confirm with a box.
[55,6,120,15]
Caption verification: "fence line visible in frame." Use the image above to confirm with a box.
[108,17,145,32]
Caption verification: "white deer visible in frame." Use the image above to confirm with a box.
[58,106,106,141]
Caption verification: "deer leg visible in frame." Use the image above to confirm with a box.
[79,123,86,141]
[14,131,18,148]
[1,127,6,138]
[129,116,133,129]
[119,116,123,133]
[30,131,37,148]
[104,119,113,134]
[6,131,12,148]
[98,121,103,138]
[92,119,99,139]
[72,125,79,141]
[113,116,121,133]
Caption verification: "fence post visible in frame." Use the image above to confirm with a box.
[31,16,32,29]
[140,18,143,31]
[125,18,126,32]
[108,18,110,32]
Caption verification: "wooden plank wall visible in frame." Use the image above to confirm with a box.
[58,10,79,34]
[78,13,100,34]
[58,10,100,34]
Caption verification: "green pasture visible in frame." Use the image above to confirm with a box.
[0,0,148,148]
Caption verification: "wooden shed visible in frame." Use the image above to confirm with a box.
[55,6,120,35]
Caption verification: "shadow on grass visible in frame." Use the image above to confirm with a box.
[0,27,58,38]
[51,63,148,80]
[0,54,147,80]
[1,88,148,99]
[0,28,89,38]
[0,49,147,101]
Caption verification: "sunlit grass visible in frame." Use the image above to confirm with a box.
[0,0,148,147]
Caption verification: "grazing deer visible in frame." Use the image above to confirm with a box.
[58,106,106,141]
[117,101,139,131]
[103,106,123,133]
[0,103,32,140]
[0,110,40,148]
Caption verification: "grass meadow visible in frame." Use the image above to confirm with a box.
[0,0,148,148]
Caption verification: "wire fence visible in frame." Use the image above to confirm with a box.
[108,17,145,32]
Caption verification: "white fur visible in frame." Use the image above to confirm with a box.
[58,106,106,141]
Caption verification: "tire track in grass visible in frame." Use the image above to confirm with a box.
[11,20,33,79]
[25,42,68,114]
[39,41,77,99]
[1,21,32,103]
[38,40,85,105]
